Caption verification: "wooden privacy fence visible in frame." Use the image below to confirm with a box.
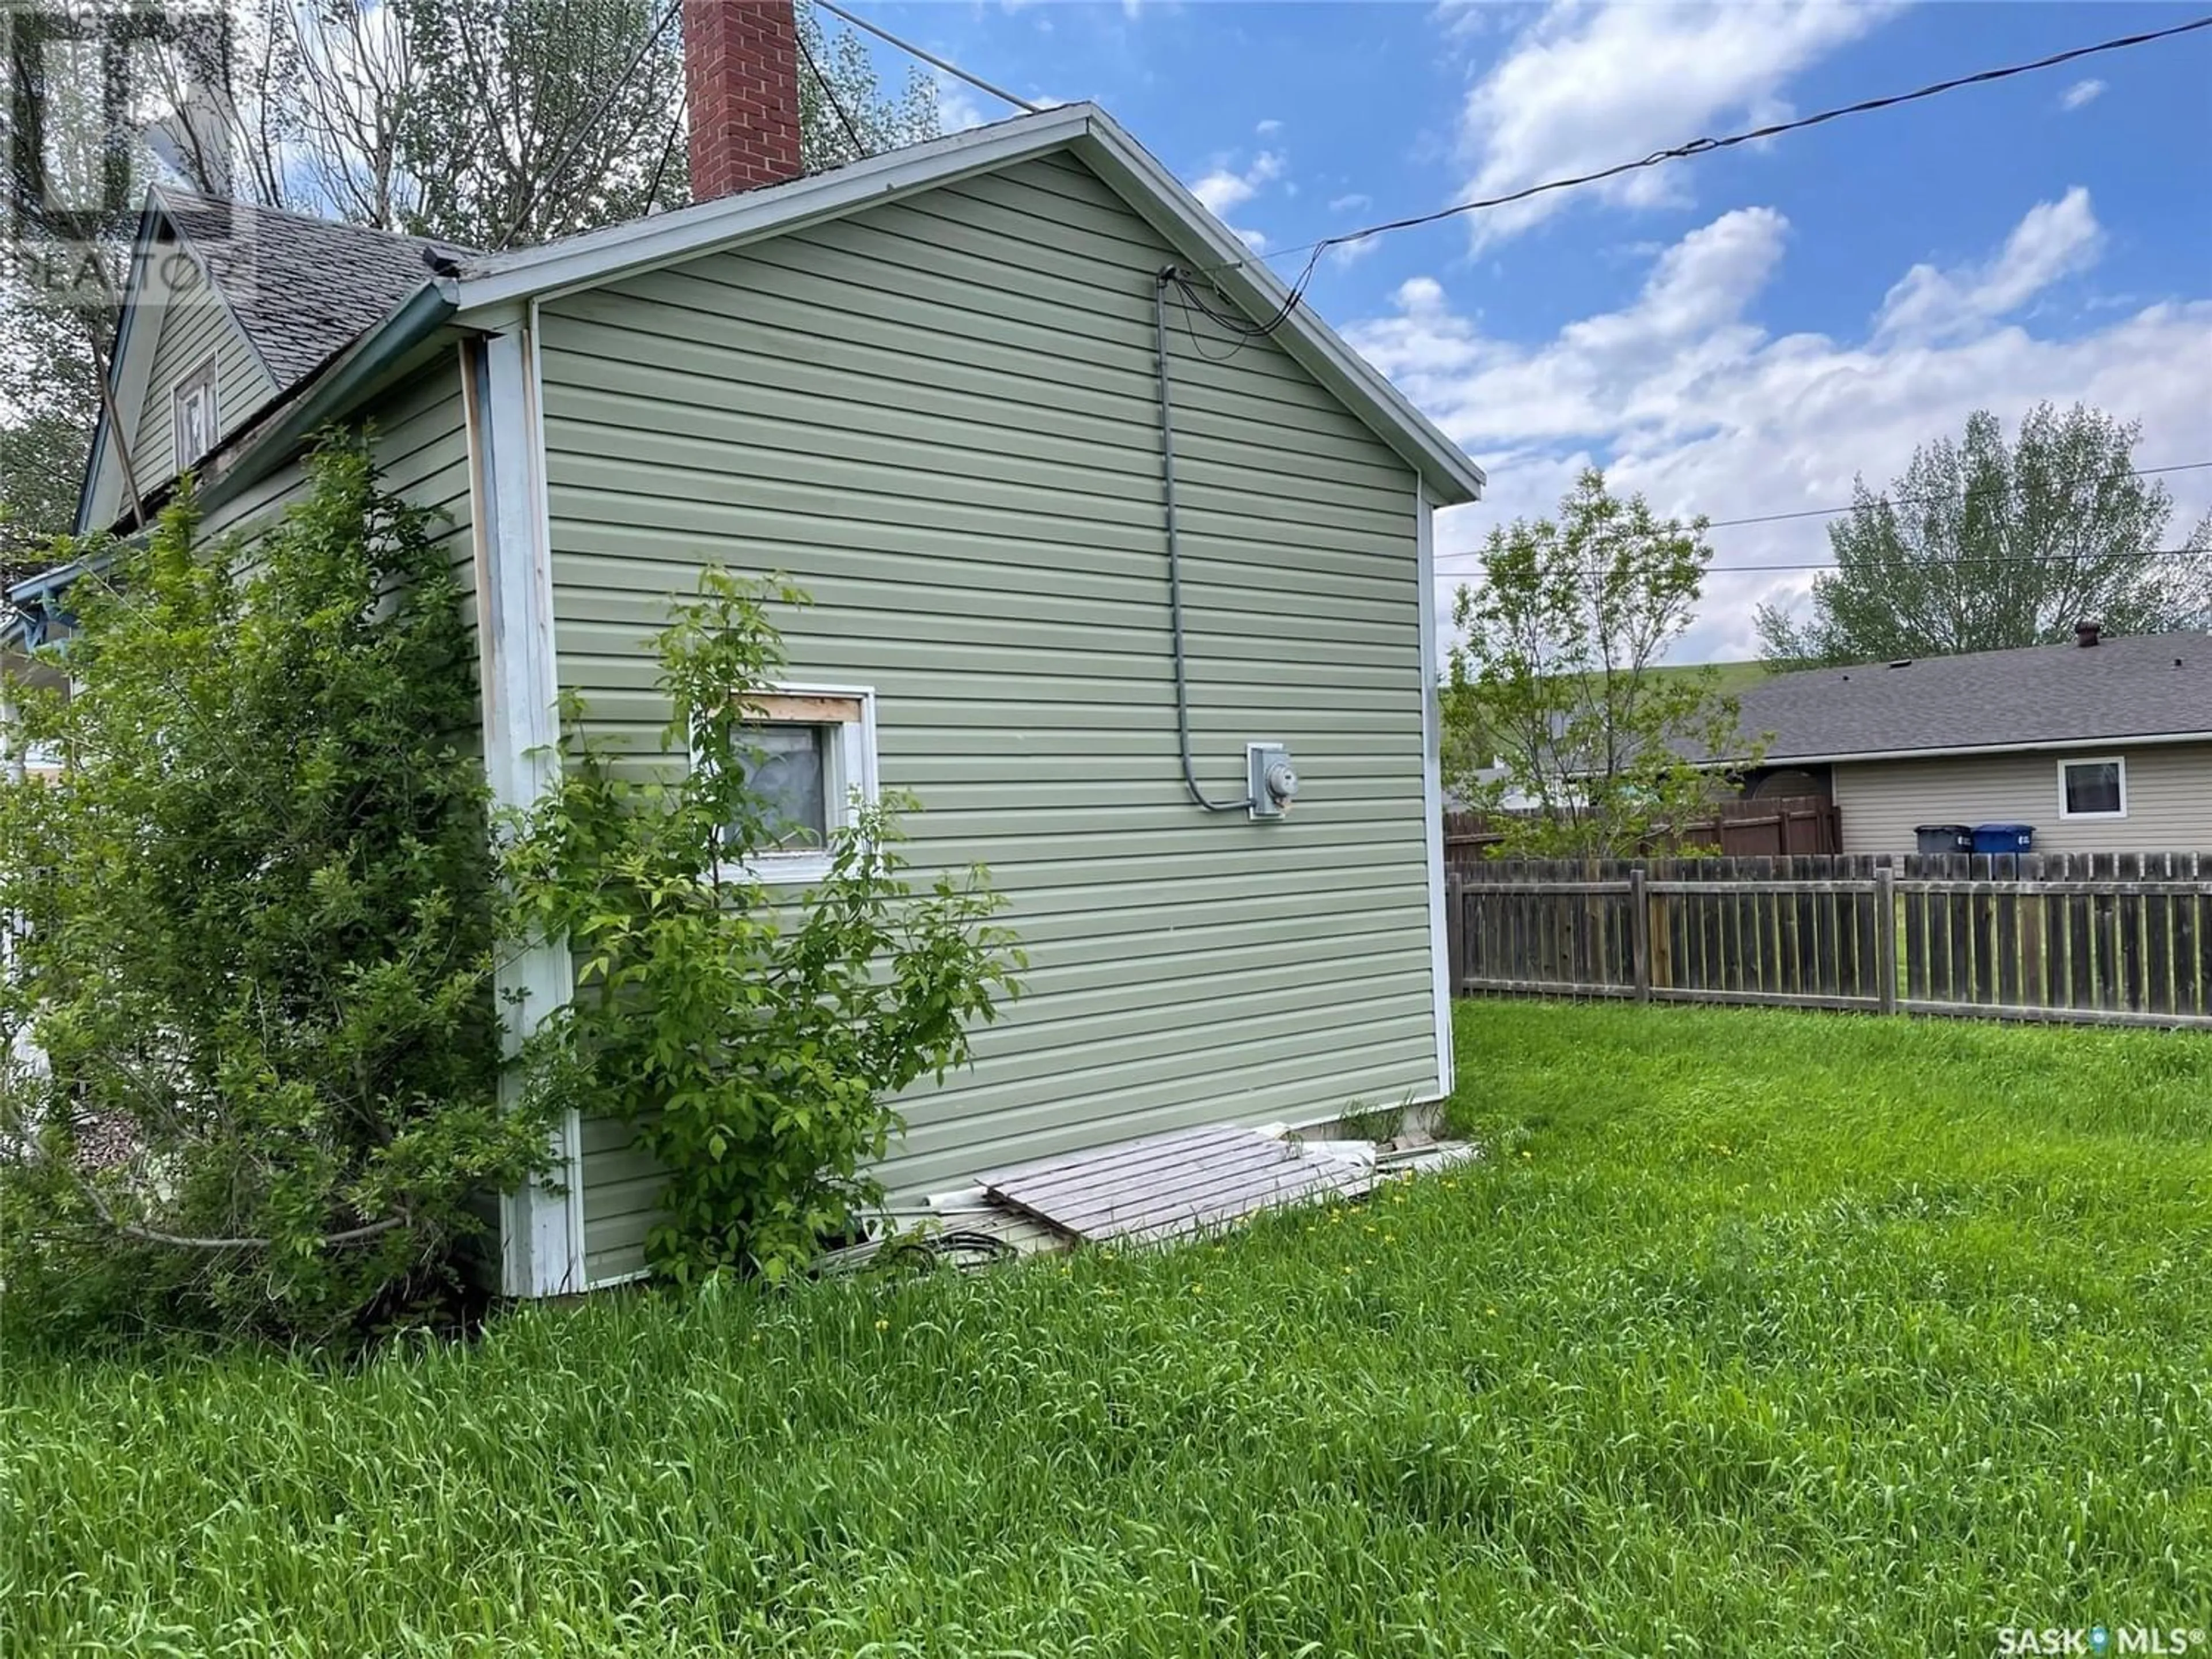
[1443,796,1841,865]
[1448,853,2212,1031]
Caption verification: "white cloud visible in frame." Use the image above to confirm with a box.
[1233,226,1268,252]
[1454,1,1893,248]
[1874,187,2104,343]
[1187,149,1285,218]
[1256,118,1282,137]
[2061,78,2106,111]
[935,76,988,136]
[1327,191,1372,215]
[1345,198,2212,661]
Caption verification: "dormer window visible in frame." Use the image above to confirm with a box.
[173,357,218,468]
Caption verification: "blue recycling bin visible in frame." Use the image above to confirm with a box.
[1972,823,2035,854]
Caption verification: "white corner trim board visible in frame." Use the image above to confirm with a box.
[1416,483,1455,1101]
[472,319,586,1298]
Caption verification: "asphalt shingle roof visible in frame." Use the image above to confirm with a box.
[1734,631,2212,762]
[153,188,460,393]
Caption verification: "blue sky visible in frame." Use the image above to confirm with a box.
[862,0,2212,660]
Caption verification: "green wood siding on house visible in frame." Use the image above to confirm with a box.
[536,153,1440,1285]
[130,253,274,499]
[189,359,476,628]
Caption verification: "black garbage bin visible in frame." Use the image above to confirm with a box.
[1915,824,1973,855]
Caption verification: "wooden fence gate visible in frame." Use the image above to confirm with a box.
[1447,853,2212,1031]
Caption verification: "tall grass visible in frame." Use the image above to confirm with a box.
[6,1003,2210,1655]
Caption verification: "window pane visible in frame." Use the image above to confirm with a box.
[2065,761,2121,815]
[738,724,828,848]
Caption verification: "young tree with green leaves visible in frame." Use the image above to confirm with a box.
[1758,403,2212,667]
[1445,470,1755,859]
[501,574,1022,1286]
[0,437,554,1340]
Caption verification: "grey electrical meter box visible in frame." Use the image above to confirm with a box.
[1247,743,1298,820]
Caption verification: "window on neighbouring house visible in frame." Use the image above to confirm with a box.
[172,357,218,467]
[2058,756,2126,819]
[711,689,876,884]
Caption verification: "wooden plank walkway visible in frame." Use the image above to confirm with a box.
[979,1124,1374,1246]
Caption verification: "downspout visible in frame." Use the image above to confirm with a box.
[1152,267,1253,815]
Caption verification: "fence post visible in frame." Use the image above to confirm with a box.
[1629,866,1651,1002]
[1875,863,1898,1014]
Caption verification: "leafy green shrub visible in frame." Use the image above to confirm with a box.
[501,572,1022,1283]
[0,437,556,1340]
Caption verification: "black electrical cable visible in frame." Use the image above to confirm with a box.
[1697,463,2212,531]
[798,25,872,163]
[491,0,685,253]
[1153,268,1255,814]
[1436,547,2212,575]
[1192,14,2212,340]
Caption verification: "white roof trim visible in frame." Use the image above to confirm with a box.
[449,103,1485,506]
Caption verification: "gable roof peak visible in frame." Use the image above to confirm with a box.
[146,184,468,392]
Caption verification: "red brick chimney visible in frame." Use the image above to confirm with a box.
[684,0,805,203]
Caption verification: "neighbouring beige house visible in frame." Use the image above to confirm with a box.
[3,2,1483,1295]
[1729,624,2212,855]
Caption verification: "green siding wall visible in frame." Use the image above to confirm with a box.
[193,359,475,623]
[130,250,274,498]
[536,153,1440,1284]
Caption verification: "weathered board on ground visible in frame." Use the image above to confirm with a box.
[979,1124,1372,1245]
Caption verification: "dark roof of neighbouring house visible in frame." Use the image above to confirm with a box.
[1730,631,2212,763]
[154,186,469,392]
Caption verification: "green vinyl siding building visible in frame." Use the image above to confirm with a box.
[535,150,1452,1283]
[25,100,1484,1296]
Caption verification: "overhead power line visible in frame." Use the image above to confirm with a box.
[798,24,873,162]
[491,0,685,253]
[1700,461,2212,531]
[1436,547,2211,577]
[1186,13,2212,340]
[809,0,1041,115]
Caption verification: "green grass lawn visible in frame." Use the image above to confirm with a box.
[7,1002,2211,1656]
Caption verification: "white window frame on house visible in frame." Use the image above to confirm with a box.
[2056,755,2128,821]
[172,355,218,468]
[703,683,878,886]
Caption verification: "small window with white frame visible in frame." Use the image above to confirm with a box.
[172,356,218,468]
[2057,755,2126,820]
[712,686,877,884]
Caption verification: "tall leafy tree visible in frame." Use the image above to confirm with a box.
[1758,403,2212,667]
[1445,470,1756,859]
